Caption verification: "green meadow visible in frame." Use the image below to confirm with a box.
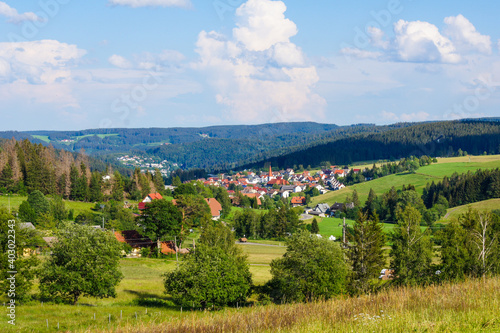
[311,154,500,207]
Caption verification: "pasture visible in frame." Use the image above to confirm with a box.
[311,154,500,207]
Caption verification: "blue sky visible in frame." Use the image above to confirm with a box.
[0,0,499,130]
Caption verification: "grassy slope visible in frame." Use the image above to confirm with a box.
[311,154,500,207]
[443,198,500,222]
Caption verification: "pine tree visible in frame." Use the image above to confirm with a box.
[352,189,360,207]
[111,171,124,201]
[311,218,320,234]
[153,168,164,193]
[390,206,433,286]
[69,164,79,201]
[347,212,386,295]
[0,162,14,192]
[89,172,103,203]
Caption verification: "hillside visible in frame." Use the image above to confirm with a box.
[250,119,500,170]
[442,198,500,221]
[310,154,500,207]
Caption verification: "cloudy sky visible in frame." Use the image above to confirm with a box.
[0,0,499,130]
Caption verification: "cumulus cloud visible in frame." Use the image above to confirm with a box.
[108,55,132,69]
[194,0,325,123]
[343,15,491,64]
[233,0,297,52]
[0,2,41,23]
[108,0,191,8]
[394,19,461,64]
[368,27,389,50]
[444,14,492,55]
[0,40,86,84]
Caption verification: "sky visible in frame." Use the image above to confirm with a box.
[0,0,499,131]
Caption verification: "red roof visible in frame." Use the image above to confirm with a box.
[205,198,222,218]
[148,193,163,200]
[291,196,306,205]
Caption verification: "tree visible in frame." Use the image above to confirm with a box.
[0,208,40,302]
[459,208,499,278]
[0,162,14,192]
[164,223,252,308]
[352,189,360,208]
[174,195,211,228]
[39,223,123,304]
[390,206,433,286]
[310,218,320,234]
[347,212,386,295]
[111,171,124,201]
[264,230,348,303]
[153,168,164,193]
[27,190,50,216]
[88,171,103,203]
[138,199,183,242]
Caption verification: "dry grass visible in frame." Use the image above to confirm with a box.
[92,277,500,333]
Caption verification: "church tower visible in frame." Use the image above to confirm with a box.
[269,164,273,181]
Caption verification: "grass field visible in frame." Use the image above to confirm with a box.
[5,275,498,332]
[311,154,500,207]
[316,217,426,239]
[0,245,281,332]
[442,198,500,222]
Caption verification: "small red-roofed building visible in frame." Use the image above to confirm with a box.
[205,198,222,220]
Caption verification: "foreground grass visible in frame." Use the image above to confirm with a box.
[111,277,499,333]
[2,260,499,332]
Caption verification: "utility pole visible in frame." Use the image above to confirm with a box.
[174,236,179,266]
[157,238,161,258]
[102,216,105,230]
[342,217,346,245]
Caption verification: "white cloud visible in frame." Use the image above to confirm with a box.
[108,50,185,70]
[400,111,430,122]
[394,19,461,64]
[0,40,86,84]
[380,110,430,122]
[444,15,492,55]
[233,0,297,52]
[108,54,133,69]
[108,0,191,8]
[194,0,325,123]
[381,110,399,121]
[368,27,389,50]
[0,2,41,23]
[135,50,185,69]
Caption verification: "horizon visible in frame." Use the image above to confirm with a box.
[3,116,499,133]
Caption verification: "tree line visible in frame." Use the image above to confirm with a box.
[0,139,163,202]
[422,168,500,209]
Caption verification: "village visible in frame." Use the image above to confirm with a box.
[189,164,355,208]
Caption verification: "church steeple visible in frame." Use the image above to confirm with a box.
[269,164,272,181]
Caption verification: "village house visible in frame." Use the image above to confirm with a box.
[138,192,163,210]
[204,198,223,220]
[291,196,306,207]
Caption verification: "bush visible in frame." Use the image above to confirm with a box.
[164,223,252,308]
[264,230,348,303]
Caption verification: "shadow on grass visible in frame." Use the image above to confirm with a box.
[124,289,178,309]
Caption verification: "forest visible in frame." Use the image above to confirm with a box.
[246,119,500,170]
